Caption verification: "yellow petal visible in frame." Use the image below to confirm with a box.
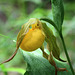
[20,28,45,51]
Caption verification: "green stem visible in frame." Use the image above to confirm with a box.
[60,32,75,75]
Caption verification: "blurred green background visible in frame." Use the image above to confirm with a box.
[0,0,75,75]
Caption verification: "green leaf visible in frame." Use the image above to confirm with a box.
[21,49,72,75]
[51,0,64,32]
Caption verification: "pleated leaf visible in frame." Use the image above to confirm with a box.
[51,0,64,32]
[20,49,72,75]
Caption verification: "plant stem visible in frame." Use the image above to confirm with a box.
[60,32,75,75]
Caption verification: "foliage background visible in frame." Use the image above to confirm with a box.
[0,0,75,75]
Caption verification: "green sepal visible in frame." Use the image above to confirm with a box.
[41,22,66,62]
[40,45,48,59]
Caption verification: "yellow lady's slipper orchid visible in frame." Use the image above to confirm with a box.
[20,20,45,51]
[0,18,45,64]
